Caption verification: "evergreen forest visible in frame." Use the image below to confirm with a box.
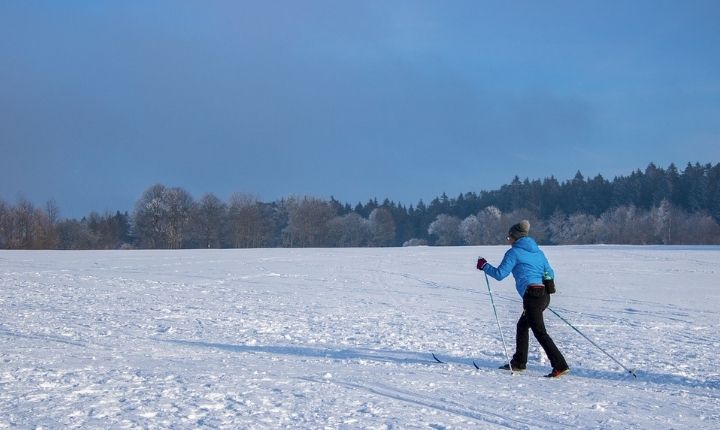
[2,162,719,249]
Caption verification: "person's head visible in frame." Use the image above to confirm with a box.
[507,220,530,244]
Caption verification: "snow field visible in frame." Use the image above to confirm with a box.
[1,246,718,428]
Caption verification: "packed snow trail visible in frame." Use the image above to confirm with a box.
[1,246,719,428]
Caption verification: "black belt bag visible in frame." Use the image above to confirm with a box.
[543,278,556,294]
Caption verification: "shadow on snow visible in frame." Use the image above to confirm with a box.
[156,338,719,392]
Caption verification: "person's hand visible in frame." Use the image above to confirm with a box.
[476,257,487,270]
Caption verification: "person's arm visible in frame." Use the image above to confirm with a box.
[480,249,516,281]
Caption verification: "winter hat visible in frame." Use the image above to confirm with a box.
[508,220,530,240]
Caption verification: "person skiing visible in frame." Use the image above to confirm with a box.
[476,220,570,378]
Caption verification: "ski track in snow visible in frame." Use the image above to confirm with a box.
[1,246,719,428]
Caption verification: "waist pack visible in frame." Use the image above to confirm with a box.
[543,278,556,294]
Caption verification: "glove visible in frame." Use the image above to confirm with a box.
[476,257,488,270]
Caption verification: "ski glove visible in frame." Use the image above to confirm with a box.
[476,257,488,270]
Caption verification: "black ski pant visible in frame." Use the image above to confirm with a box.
[511,292,569,371]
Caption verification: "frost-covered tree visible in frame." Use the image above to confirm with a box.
[369,207,396,247]
[551,213,598,244]
[595,205,649,244]
[403,238,428,246]
[133,184,168,248]
[133,184,194,249]
[476,206,505,244]
[674,212,720,244]
[460,215,482,245]
[428,214,462,246]
[546,209,566,245]
[326,213,371,247]
[651,198,672,244]
[163,187,194,249]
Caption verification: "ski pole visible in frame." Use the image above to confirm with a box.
[484,271,513,374]
[548,307,637,378]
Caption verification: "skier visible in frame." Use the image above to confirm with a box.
[476,220,570,378]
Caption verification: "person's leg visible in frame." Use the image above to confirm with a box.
[525,295,569,370]
[511,309,530,368]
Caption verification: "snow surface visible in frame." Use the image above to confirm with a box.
[1,246,718,429]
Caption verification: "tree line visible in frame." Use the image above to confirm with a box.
[1,162,719,249]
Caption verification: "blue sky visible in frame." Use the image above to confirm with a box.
[1,1,719,218]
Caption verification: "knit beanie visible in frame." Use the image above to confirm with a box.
[508,220,530,240]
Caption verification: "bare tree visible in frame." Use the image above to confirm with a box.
[13,199,36,249]
[282,197,335,247]
[45,200,60,226]
[41,200,60,248]
[56,219,96,249]
[54,211,130,250]
[34,208,57,249]
[0,200,9,249]
[191,193,227,248]
[228,193,274,248]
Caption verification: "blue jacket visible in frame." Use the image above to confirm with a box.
[483,236,554,297]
